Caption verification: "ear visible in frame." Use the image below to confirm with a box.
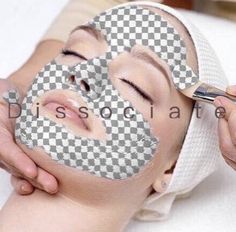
[152,159,177,193]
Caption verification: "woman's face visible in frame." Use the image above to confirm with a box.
[17,6,194,206]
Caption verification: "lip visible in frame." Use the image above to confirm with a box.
[31,89,107,140]
[43,96,90,131]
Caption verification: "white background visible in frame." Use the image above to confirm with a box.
[0,1,236,231]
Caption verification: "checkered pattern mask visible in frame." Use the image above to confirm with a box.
[15,5,197,180]
[2,89,20,104]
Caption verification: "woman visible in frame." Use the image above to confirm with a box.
[1,0,236,198]
[0,1,231,231]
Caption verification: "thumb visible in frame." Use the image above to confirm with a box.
[0,136,38,179]
[214,96,236,121]
[11,175,34,195]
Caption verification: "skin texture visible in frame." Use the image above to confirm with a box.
[0,40,65,195]
[214,92,236,171]
[0,7,194,232]
[1,5,235,232]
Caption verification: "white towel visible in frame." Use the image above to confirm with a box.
[0,1,236,231]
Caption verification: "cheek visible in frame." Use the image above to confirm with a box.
[17,141,159,203]
[112,79,153,119]
[147,107,177,150]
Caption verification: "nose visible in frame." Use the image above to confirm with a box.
[67,74,91,93]
[73,58,109,100]
[80,79,90,92]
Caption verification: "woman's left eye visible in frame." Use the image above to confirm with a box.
[119,78,153,104]
[61,49,87,61]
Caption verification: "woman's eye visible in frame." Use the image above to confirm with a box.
[119,78,153,104]
[61,49,87,61]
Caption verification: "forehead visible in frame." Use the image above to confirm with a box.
[90,6,180,44]
[69,5,198,90]
[87,5,186,68]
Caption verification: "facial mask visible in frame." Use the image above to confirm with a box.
[15,5,197,180]
[2,89,20,104]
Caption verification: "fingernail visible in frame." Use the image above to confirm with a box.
[44,184,58,194]
[20,184,31,193]
[45,187,58,194]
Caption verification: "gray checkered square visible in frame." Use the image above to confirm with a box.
[172,64,199,90]
[91,6,198,90]
[2,89,20,104]
[15,5,197,180]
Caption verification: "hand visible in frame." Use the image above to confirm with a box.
[0,79,58,195]
[214,85,236,170]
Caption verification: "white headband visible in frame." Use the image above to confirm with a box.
[107,1,228,221]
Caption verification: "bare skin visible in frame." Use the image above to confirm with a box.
[0,40,64,195]
[214,93,236,171]
[1,5,233,232]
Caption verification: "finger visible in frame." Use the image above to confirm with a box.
[11,175,34,195]
[12,171,46,194]
[0,160,22,175]
[0,161,11,173]
[223,155,236,171]
[2,158,58,194]
[228,110,236,146]
[3,161,32,179]
[214,96,236,120]
[226,85,236,96]
[1,161,32,182]
[0,139,37,179]
[31,167,58,194]
[218,118,236,162]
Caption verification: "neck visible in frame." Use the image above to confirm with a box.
[50,166,153,232]
[55,191,139,232]
[0,188,148,232]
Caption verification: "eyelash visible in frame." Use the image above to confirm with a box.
[120,78,153,103]
[61,50,153,103]
[62,49,75,56]
[61,49,87,60]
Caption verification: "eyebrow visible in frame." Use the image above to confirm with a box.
[132,51,171,87]
[71,25,102,40]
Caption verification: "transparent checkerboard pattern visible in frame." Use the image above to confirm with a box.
[2,89,20,104]
[15,58,158,179]
[172,65,199,90]
[15,5,197,179]
[89,6,198,90]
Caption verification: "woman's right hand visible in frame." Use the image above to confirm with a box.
[214,85,236,171]
[0,79,58,195]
